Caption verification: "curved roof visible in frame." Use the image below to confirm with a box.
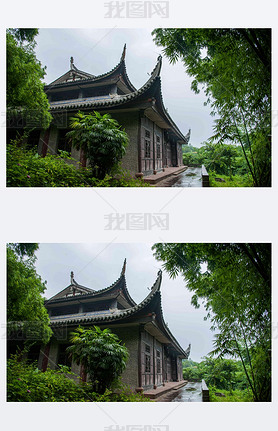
[49,269,190,358]
[46,44,136,93]
[46,259,136,307]
[49,55,162,110]
[49,55,189,142]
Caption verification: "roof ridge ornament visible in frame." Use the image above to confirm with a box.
[150,54,162,78]
[70,57,74,70]
[121,43,127,62]
[150,269,162,290]
[70,271,74,284]
[184,129,191,144]
[121,258,127,276]
[184,343,191,359]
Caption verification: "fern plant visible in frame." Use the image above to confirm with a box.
[67,326,129,394]
[66,111,129,179]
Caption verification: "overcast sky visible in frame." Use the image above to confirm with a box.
[34,28,215,147]
[35,243,214,362]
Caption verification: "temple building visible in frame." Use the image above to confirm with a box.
[36,45,190,177]
[39,260,190,392]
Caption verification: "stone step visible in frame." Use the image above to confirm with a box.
[144,167,188,185]
[144,381,188,399]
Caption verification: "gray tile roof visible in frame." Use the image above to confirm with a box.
[50,270,162,325]
[48,55,189,143]
[49,269,189,357]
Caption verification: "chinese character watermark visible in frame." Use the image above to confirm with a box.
[272,110,278,127]
[3,322,67,341]
[104,213,169,230]
[104,426,169,431]
[272,321,278,339]
[5,109,68,129]
[104,1,169,18]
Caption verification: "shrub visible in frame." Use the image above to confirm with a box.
[67,111,129,179]
[7,356,91,402]
[67,326,129,394]
[6,144,150,187]
[209,387,253,402]
[209,172,253,187]
[7,356,151,402]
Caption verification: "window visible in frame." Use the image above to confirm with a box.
[156,135,161,158]
[157,144,161,159]
[157,358,161,373]
[145,354,151,372]
[145,140,151,158]
[144,129,151,158]
[145,343,151,372]
[156,350,161,373]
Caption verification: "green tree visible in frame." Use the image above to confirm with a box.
[67,326,129,393]
[200,357,238,391]
[152,243,271,401]
[201,143,240,177]
[182,145,202,166]
[66,111,129,179]
[183,357,250,394]
[6,28,52,132]
[7,243,52,345]
[152,29,271,186]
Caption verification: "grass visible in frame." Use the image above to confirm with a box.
[209,388,253,402]
[209,173,253,187]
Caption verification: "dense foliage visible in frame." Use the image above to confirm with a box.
[7,143,149,187]
[153,29,271,186]
[153,243,271,401]
[67,111,129,179]
[183,143,252,186]
[67,326,129,393]
[7,244,52,345]
[7,356,149,402]
[6,28,52,130]
[183,357,253,401]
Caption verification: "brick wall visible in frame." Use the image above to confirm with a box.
[111,325,140,390]
[111,111,139,176]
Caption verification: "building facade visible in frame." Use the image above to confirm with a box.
[36,46,190,177]
[39,260,190,392]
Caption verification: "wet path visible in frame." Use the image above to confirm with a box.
[157,381,203,402]
[171,167,202,187]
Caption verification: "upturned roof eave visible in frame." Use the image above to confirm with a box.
[45,45,136,92]
[48,55,188,143]
[46,259,136,308]
[50,270,162,325]
[49,269,187,356]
